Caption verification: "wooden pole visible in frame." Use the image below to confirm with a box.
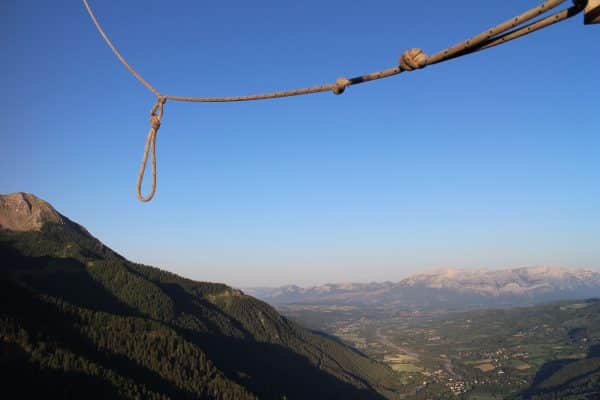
[585,0,600,24]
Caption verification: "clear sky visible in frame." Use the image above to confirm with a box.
[2,1,599,287]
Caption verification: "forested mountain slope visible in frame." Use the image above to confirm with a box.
[0,192,403,399]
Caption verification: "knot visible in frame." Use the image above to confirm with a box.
[399,48,429,71]
[137,96,167,203]
[150,115,161,130]
[332,77,351,95]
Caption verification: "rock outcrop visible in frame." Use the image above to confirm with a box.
[0,192,64,231]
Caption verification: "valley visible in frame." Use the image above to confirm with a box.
[280,301,600,399]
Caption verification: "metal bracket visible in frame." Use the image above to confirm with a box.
[585,0,600,24]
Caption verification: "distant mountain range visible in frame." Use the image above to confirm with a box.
[246,267,600,309]
[0,192,403,399]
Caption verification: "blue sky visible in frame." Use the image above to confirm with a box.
[2,1,599,287]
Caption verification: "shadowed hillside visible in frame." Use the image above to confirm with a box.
[0,192,403,399]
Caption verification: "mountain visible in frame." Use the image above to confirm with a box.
[0,192,404,399]
[246,267,600,309]
[0,192,65,231]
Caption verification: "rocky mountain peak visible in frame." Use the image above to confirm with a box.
[0,192,64,231]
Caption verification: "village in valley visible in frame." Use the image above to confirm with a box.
[281,301,600,399]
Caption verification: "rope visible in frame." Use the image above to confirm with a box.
[82,0,160,97]
[82,0,586,201]
[136,97,166,202]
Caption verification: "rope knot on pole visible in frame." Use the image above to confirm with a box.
[399,48,429,71]
[136,96,167,202]
[332,77,351,95]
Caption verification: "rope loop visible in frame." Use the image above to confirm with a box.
[399,48,429,71]
[136,96,167,202]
